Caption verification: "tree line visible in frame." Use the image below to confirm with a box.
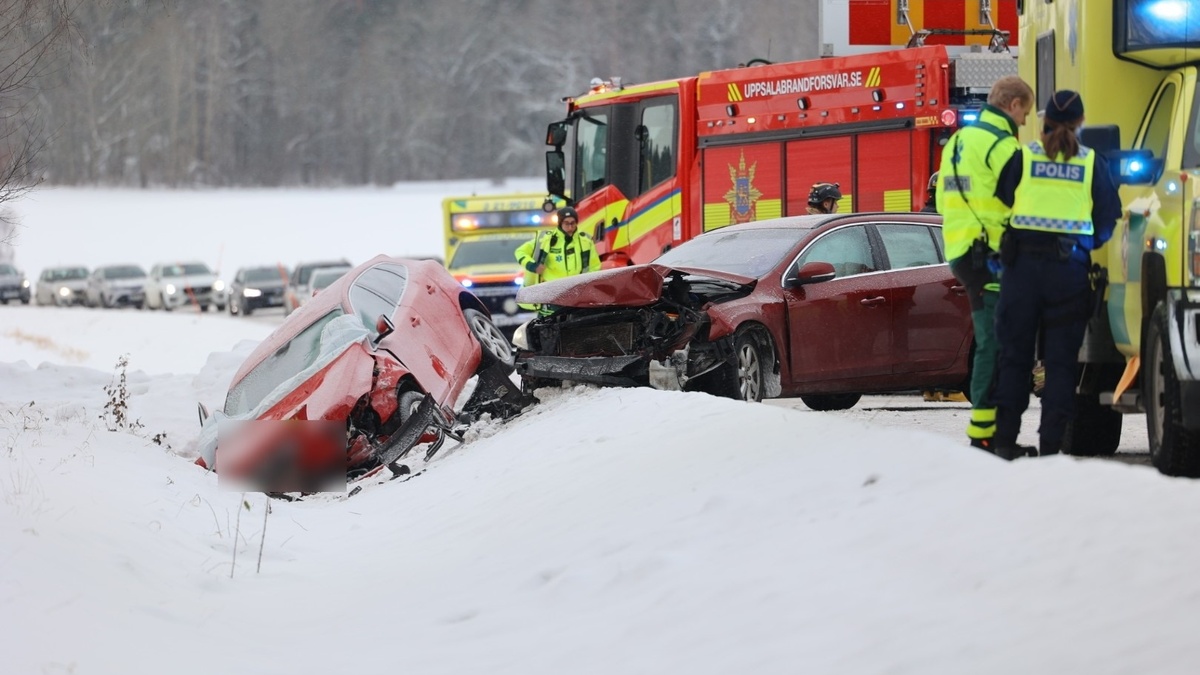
[8,0,817,190]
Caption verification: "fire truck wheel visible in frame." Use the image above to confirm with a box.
[1061,392,1122,456]
[1146,302,1200,476]
[465,308,515,374]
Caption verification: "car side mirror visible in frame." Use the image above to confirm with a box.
[784,261,837,287]
[546,120,568,148]
[374,314,395,344]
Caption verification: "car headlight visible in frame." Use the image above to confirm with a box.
[243,288,262,298]
[512,321,530,350]
[22,279,30,288]
[58,286,71,297]
[213,280,225,292]
[165,283,177,295]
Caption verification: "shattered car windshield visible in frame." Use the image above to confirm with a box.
[654,227,805,278]
[224,309,346,416]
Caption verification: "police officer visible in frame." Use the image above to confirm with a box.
[935,75,1035,453]
[515,206,600,314]
[806,183,842,215]
[990,90,1121,459]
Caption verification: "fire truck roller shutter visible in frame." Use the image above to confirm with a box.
[786,137,853,215]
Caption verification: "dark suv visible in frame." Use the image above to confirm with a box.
[229,265,289,316]
[284,259,351,316]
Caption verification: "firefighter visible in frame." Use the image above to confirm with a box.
[935,75,1035,453]
[515,206,600,314]
[990,90,1121,459]
[806,182,842,215]
[920,172,938,213]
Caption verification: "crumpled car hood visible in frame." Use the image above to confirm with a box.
[515,264,755,308]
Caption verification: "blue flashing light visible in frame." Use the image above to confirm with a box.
[514,276,524,286]
[959,110,980,125]
[1147,0,1188,21]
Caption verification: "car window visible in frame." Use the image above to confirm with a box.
[349,263,408,332]
[795,225,876,278]
[246,268,281,283]
[0,264,16,275]
[224,309,345,416]
[654,227,805,278]
[182,263,211,275]
[875,224,941,269]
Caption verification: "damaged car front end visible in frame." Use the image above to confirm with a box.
[513,264,757,394]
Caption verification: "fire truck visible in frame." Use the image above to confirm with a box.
[1017,0,1200,471]
[442,193,560,336]
[541,0,1019,267]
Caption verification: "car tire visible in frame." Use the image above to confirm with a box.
[712,327,772,403]
[800,393,863,411]
[1061,392,1122,456]
[464,308,515,374]
[1146,302,1200,476]
[161,293,172,311]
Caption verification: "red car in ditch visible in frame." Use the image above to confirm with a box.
[513,212,974,410]
[196,255,522,489]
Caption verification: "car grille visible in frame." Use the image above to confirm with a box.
[558,322,636,357]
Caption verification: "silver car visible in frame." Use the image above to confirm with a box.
[86,264,147,309]
[35,265,90,306]
[0,263,31,305]
[144,261,225,311]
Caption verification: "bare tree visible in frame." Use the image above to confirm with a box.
[0,0,78,231]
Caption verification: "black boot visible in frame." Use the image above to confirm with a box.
[992,442,1038,461]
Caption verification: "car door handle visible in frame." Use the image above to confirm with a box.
[951,285,967,294]
[860,296,886,306]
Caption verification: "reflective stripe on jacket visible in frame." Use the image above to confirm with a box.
[936,105,1021,260]
[1011,142,1096,236]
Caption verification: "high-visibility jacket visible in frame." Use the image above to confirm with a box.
[1010,142,1096,236]
[514,229,600,310]
[936,105,1022,260]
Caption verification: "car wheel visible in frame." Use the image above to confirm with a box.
[161,293,172,311]
[228,298,237,315]
[464,308,515,373]
[800,393,863,411]
[1146,302,1200,476]
[1062,392,1122,456]
[712,328,772,402]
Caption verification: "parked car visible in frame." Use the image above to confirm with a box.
[0,263,31,304]
[229,265,289,316]
[85,264,147,309]
[195,255,523,490]
[513,212,973,410]
[143,261,225,311]
[284,259,352,316]
[34,265,90,306]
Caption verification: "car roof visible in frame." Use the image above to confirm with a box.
[708,211,942,233]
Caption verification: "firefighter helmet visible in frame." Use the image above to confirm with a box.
[808,182,842,206]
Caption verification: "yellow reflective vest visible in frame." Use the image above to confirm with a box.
[936,105,1022,260]
[1010,142,1096,236]
[514,229,600,310]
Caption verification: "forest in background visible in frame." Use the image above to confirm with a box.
[24,0,819,187]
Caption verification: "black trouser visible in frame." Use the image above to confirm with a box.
[992,234,1092,453]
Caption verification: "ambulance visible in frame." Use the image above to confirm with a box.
[442,193,559,335]
[541,0,1019,267]
[1017,0,1200,472]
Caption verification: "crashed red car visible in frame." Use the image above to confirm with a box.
[513,212,974,410]
[196,255,521,486]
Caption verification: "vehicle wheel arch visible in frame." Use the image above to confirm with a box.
[457,292,489,317]
[1140,251,1168,342]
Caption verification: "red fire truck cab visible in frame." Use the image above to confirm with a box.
[545,44,1004,267]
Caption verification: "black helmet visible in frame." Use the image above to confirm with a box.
[808,182,842,206]
[556,206,579,227]
[927,172,939,192]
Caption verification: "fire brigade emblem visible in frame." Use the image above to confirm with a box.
[723,151,762,223]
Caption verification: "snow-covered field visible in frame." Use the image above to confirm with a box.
[1,187,1192,675]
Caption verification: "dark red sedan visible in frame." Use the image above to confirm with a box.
[513,212,973,410]
[196,255,521,489]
